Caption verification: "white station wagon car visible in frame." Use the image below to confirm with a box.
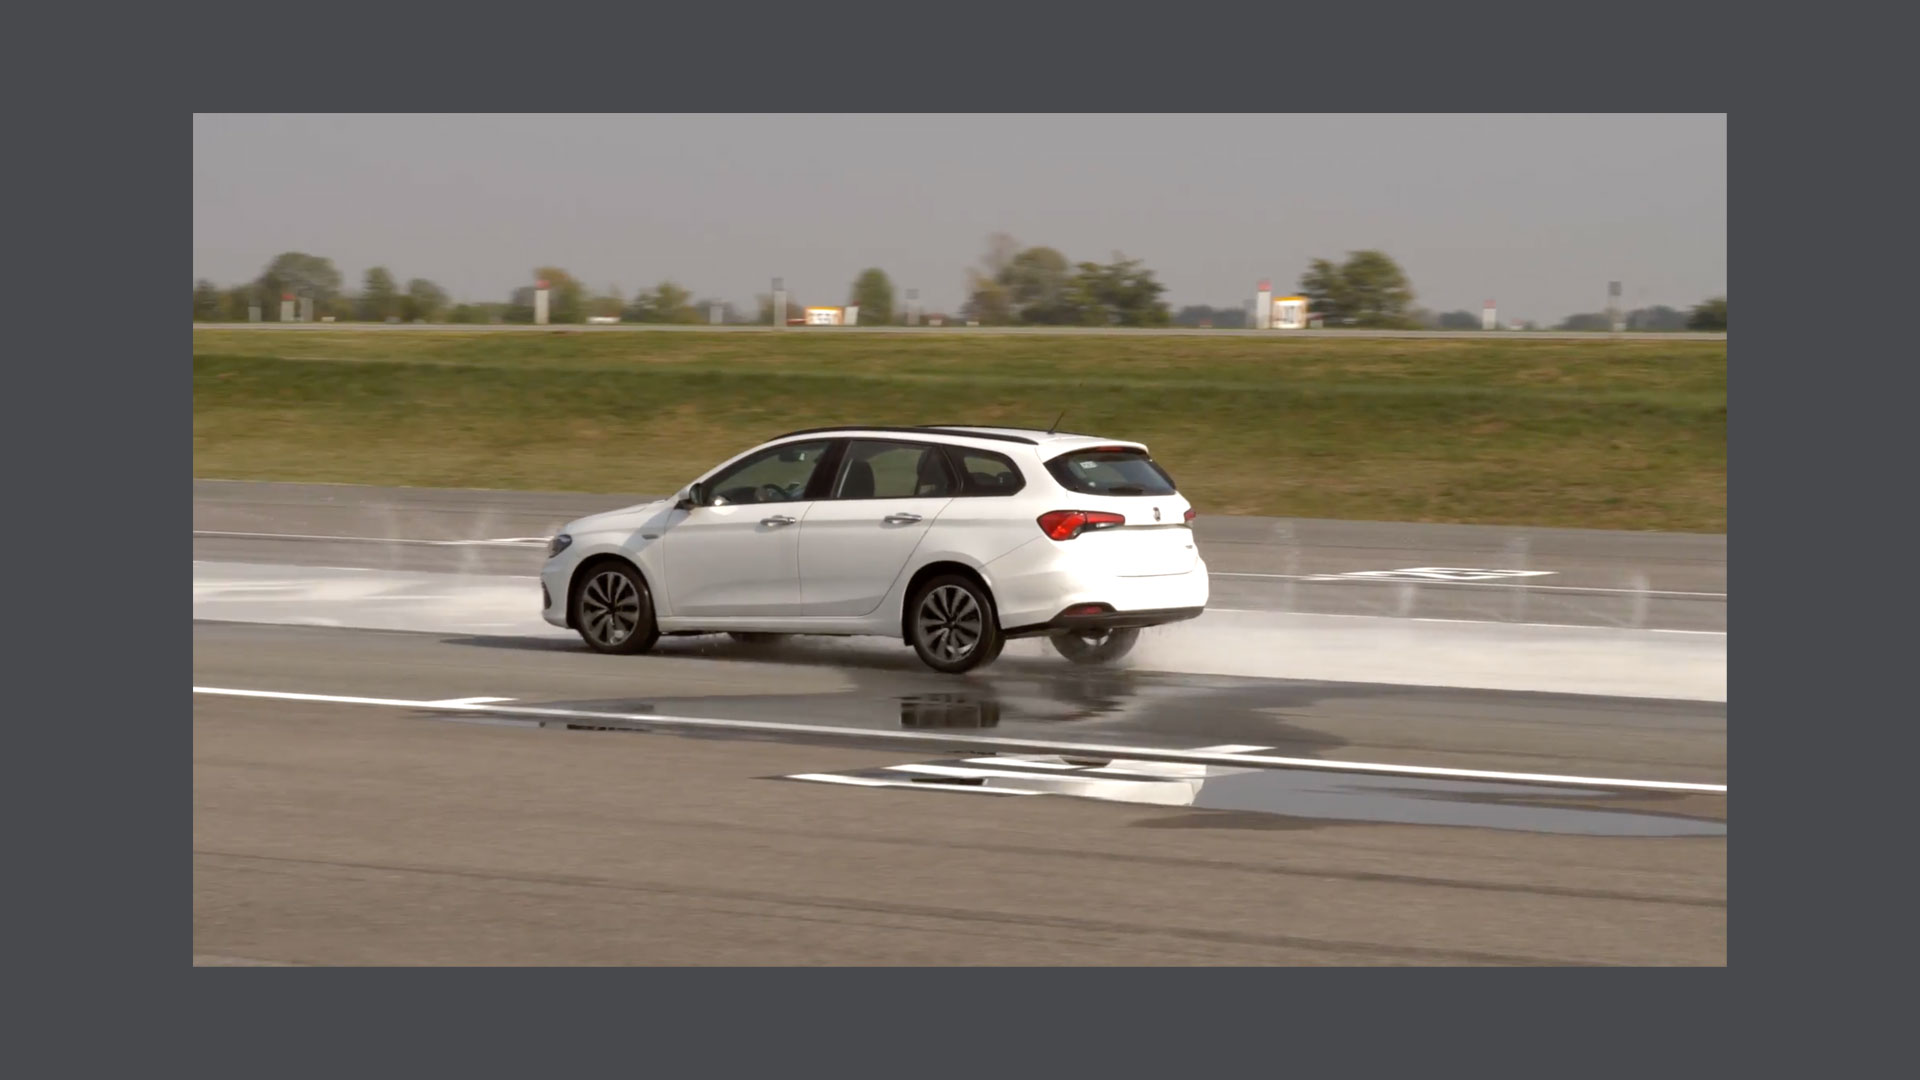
[540,425,1209,672]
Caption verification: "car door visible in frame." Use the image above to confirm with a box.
[797,439,957,617]
[660,439,835,618]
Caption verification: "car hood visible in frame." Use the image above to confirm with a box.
[562,497,675,536]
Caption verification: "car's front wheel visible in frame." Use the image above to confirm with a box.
[571,562,660,655]
[908,574,1004,674]
[1048,627,1140,665]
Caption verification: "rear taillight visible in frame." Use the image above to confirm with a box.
[1037,509,1127,541]
[1183,508,1196,524]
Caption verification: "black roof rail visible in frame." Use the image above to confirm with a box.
[766,425,1039,445]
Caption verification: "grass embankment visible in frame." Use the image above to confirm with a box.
[191,329,1727,531]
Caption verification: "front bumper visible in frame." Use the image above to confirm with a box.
[540,561,573,628]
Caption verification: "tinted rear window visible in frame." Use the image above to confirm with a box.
[941,446,1026,496]
[1045,449,1178,496]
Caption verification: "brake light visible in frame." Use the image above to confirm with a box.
[1037,509,1127,540]
[1184,508,1196,523]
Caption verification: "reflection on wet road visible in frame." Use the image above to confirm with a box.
[420,642,1726,838]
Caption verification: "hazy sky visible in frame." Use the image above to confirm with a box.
[192,114,1726,323]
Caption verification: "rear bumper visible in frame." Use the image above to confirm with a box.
[1004,605,1206,638]
[986,539,1210,633]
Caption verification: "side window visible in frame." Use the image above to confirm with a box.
[833,440,956,500]
[706,440,832,505]
[942,446,1026,497]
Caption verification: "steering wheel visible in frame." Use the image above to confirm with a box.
[757,483,792,502]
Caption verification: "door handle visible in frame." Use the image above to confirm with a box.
[883,513,923,524]
[760,515,797,527]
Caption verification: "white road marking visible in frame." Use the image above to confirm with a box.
[1203,608,1728,635]
[962,756,1080,770]
[888,762,1117,782]
[1214,571,1726,599]
[787,773,1039,795]
[424,696,515,707]
[190,686,1728,794]
[1311,568,1559,582]
[1188,744,1273,754]
[194,531,548,548]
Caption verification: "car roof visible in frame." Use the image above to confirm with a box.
[765,424,1147,453]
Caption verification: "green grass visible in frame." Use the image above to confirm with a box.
[192,330,1727,531]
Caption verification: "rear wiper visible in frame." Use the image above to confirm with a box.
[1106,485,1146,495]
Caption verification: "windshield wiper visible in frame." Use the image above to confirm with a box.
[1106,485,1146,495]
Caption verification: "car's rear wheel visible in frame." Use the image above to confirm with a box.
[571,562,659,655]
[1049,627,1140,665]
[908,575,1004,674]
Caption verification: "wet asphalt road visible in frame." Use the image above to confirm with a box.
[190,481,1726,966]
[192,620,1725,966]
[193,480,1728,630]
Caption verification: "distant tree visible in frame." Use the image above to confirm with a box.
[1627,305,1689,331]
[506,268,585,323]
[690,298,737,324]
[1001,247,1073,324]
[757,292,809,324]
[193,279,222,321]
[1297,251,1417,328]
[535,267,586,323]
[1557,312,1613,331]
[221,285,255,321]
[587,284,625,320]
[1172,305,1247,329]
[255,252,343,319]
[1297,258,1351,324]
[849,268,896,324]
[449,302,506,325]
[961,272,1012,325]
[1436,310,1481,330]
[1065,255,1170,327]
[626,281,699,324]
[1336,251,1416,328]
[401,278,450,322]
[356,267,399,322]
[1687,296,1728,331]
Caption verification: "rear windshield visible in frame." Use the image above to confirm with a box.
[1045,448,1178,496]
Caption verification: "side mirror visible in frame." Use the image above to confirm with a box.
[675,482,706,511]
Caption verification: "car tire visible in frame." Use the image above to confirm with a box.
[907,574,1004,674]
[570,561,660,655]
[1048,627,1141,665]
[727,632,787,645]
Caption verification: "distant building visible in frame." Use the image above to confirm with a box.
[803,306,861,326]
[1272,295,1312,330]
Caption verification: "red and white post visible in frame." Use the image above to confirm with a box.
[1482,299,1497,330]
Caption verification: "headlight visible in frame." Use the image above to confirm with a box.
[547,534,573,558]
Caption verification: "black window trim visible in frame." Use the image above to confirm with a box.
[826,437,961,502]
[940,444,1028,498]
[702,437,841,505]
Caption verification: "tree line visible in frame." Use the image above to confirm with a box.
[959,234,1171,326]
[193,247,1726,331]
